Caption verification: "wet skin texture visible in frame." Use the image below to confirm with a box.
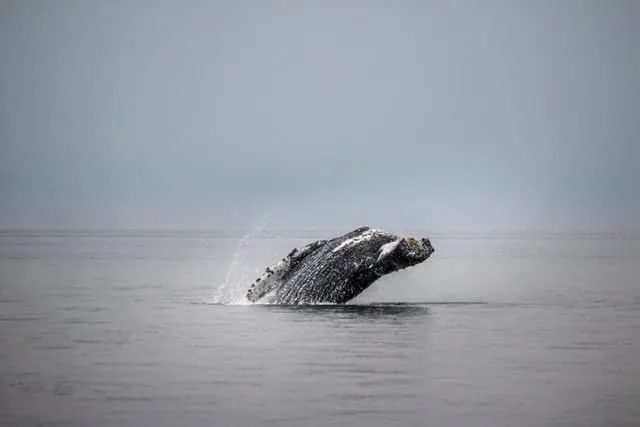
[246,227,435,304]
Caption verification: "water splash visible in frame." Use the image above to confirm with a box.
[211,211,273,304]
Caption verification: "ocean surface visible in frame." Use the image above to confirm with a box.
[1,230,639,427]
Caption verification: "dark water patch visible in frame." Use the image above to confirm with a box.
[256,303,431,318]
[91,361,161,369]
[263,415,325,425]
[72,338,105,344]
[0,316,42,322]
[36,345,72,350]
[331,408,406,417]
[63,318,106,325]
[334,391,420,401]
[102,395,172,403]
[86,306,109,313]
[545,343,610,351]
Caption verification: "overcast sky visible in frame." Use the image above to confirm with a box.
[1,1,638,231]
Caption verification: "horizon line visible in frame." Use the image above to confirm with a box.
[1,227,639,239]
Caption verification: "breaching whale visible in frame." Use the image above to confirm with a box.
[246,226,435,304]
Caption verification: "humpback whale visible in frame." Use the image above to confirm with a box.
[246,226,435,304]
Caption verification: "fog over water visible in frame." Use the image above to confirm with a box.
[1,1,639,231]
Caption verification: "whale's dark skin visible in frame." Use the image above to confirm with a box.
[246,226,435,304]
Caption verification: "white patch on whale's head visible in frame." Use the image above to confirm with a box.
[332,228,384,252]
[371,235,436,277]
[377,239,401,261]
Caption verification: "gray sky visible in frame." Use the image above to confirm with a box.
[1,1,638,231]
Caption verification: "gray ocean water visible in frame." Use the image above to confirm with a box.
[1,230,639,427]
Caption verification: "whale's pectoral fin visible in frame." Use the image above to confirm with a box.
[246,239,328,303]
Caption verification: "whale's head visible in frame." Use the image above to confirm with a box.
[375,235,435,274]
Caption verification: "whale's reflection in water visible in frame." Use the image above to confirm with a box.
[255,301,487,319]
[260,303,429,318]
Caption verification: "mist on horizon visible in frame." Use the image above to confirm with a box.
[1,1,638,232]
